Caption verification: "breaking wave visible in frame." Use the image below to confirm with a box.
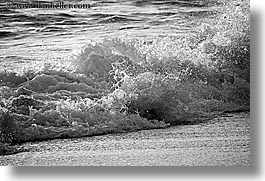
[0,0,249,152]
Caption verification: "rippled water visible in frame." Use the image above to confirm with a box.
[0,0,221,69]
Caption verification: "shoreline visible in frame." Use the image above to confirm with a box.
[0,112,250,166]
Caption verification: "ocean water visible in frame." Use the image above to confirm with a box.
[0,0,250,154]
[0,0,221,69]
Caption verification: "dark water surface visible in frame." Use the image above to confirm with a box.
[0,0,221,69]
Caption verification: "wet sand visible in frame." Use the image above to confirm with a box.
[0,112,250,166]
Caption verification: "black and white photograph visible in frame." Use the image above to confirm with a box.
[0,0,250,166]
